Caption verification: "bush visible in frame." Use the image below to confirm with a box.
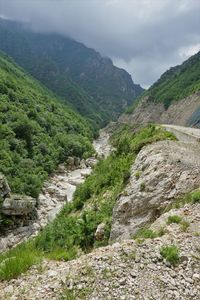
[191,190,200,203]
[167,215,182,224]
[160,245,180,266]
[133,227,164,240]
[140,182,146,191]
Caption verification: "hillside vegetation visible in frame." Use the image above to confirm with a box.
[0,51,94,198]
[0,19,143,126]
[126,51,200,114]
[0,124,175,280]
[148,51,200,108]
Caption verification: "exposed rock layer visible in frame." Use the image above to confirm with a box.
[120,92,200,128]
[110,140,200,242]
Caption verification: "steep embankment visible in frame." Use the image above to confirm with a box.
[0,18,143,126]
[121,51,200,127]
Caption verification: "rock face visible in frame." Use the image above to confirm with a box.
[110,140,200,242]
[0,173,11,200]
[120,92,200,128]
[2,194,36,216]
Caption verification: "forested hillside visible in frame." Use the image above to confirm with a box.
[123,51,200,128]
[0,19,143,126]
[0,51,93,198]
[147,50,200,108]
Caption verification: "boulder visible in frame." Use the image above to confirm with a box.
[2,194,36,216]
[95,223,106,241]
[110,140,200,242]
[85,157,98,167]
[67,156,75,168]
[0,173,11,199]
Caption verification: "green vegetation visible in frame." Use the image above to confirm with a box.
[134,171,141,180]
[180,220,190,232]
[133,227,164,240]
[0,52,94,200]
[0,124,175,280]
[0,19,143,126]
[167,215,190,232]
[160,245,180,266]
[167,215,182,224]
[164,189,200,212]
[140,182,146,191]
[148,51,200,108]
[0,241,42,280]
[126,51,200,114]
[191,190,200,203]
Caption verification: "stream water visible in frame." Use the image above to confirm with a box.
[0,129,111,252]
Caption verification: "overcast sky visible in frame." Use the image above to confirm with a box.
[0,0,200,88]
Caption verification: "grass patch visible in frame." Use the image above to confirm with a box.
[164,189,200,212]
[191,190,200,203]
[133,227,164,240]
[167,215,182,224]
[61,287,92,300]
[180,220,190,232]
[160,245,180,266]
[0,241,42,280]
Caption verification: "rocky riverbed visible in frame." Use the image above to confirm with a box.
[0,128,112,252]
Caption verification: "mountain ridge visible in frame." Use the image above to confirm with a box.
[0,18,144,126]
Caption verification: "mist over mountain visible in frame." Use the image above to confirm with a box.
[0,18,143,127]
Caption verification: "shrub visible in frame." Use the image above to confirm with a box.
[135,171,141,180]
[160,245,180,266]
[134,228,158,239]
[167,215,182,224]
[180,220,190,232]
[191,190,200,203]
[140,182,146,191]
[133,227,164,240]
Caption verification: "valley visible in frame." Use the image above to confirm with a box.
[0,8,200,300]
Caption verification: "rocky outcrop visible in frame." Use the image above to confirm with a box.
[0,173,11,200]
[0,173,36,217]
[110,140,200,242]
[1,202,199,299]
[2,194,36,216]
[120,92,200,128]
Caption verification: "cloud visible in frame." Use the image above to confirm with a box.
[0,0,200,87]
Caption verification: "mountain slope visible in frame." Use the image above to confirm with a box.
[123,51,200,127]
[0,19,143,126]
[0,51,93,198]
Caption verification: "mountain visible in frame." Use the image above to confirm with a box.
[122,51,200,127]
[0,19,143,127]
[0,51,93,198]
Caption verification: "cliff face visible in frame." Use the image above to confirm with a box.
[110,140,200,242]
